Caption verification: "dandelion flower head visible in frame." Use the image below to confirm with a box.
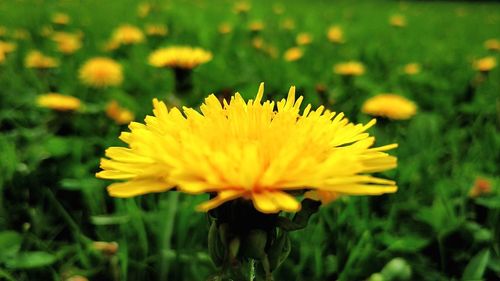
[327,25,345,44]
[362,94,417,120]
[106,100,135,125]
[25,51,59,69]
[111,24,144,46]
[79,57,123,88]
[334,61,365,76]
[284,47,303,62]
[37,93,81,111]
[52,32,82,54]
[149,46,212,69]
[473,56,497,72]
[97,83,398,214]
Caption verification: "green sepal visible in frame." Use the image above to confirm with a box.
[240,229,267,259]
[267,230,291,272]
[208,221,225,267]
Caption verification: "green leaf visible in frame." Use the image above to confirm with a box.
[474,197,500,209]
[0,231,22,262]
[462,249,490,281]
[5,251,57,269]
[381,234,430,253]
[44,137,71,157]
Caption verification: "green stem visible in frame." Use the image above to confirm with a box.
[249,259,255,281]
[160,192,179,280]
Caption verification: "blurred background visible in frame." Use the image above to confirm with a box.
[0,0,499,280]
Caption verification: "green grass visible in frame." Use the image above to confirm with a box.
[0,0,499,280]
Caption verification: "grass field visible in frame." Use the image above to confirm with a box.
[0,0,499,280]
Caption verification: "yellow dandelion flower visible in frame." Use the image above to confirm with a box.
[148,46,212,69]
[468,177,492,198]
[40,25,53,37]
[252,37,265,49]
[37,93,81,111]
[484,39,500,51]
[0,41,16,54]
[233,2,251,14]
[327,25,345,44]
[13,29,30,40]
[362,94,417,120]
[284,47,303,62]
[218,23,233,35]
[281,19,295,31]
[25,51,59,69]
[52,32,82,54]
[104,40,120,52]
[106,101,135,125]
[403,63,421,75]
[389,14,406,27]
[52,13,70,25]
[137,2,151,18]
[96,83,398,214]
[111,24,144,46]
[296,32,313,46]
[145,24,168,37]
[248,21,264,32]
[333,61,365,76]
[79,57,123,88]
[273,4,285,15]
[473,56,497,72]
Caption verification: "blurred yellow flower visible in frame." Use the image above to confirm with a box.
[79,57,123,88]
[233,2,251,14]
[104,40,120,52]
[273,4,285,15]
[252,37,265,49]
[145,24,168,37]
[13,28,30,40]
[25,51,59,69]
[484,39,500,51]
[106,100,134,125]
[149,46,212,69]
[0,41,16,54]
[327,25,345,44]
[40,25,54,37]
[333,61,365,76]
[389,14,406,27]
[403,63,421,75]
[52,32,82,54]
[284,47,303,62]
[0,50,5,64]
[52,13,70,25]
[468,177,492,198]
[281,18,296,30]
[218,23,233,35]
[37,93,81,111]
[248,21,264,32]
[296,32,313,46]
[111,24,144,46]
[362,94,417,120]
[473,56,497,72]
[96,83,398,213]
[137,2,151,18]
